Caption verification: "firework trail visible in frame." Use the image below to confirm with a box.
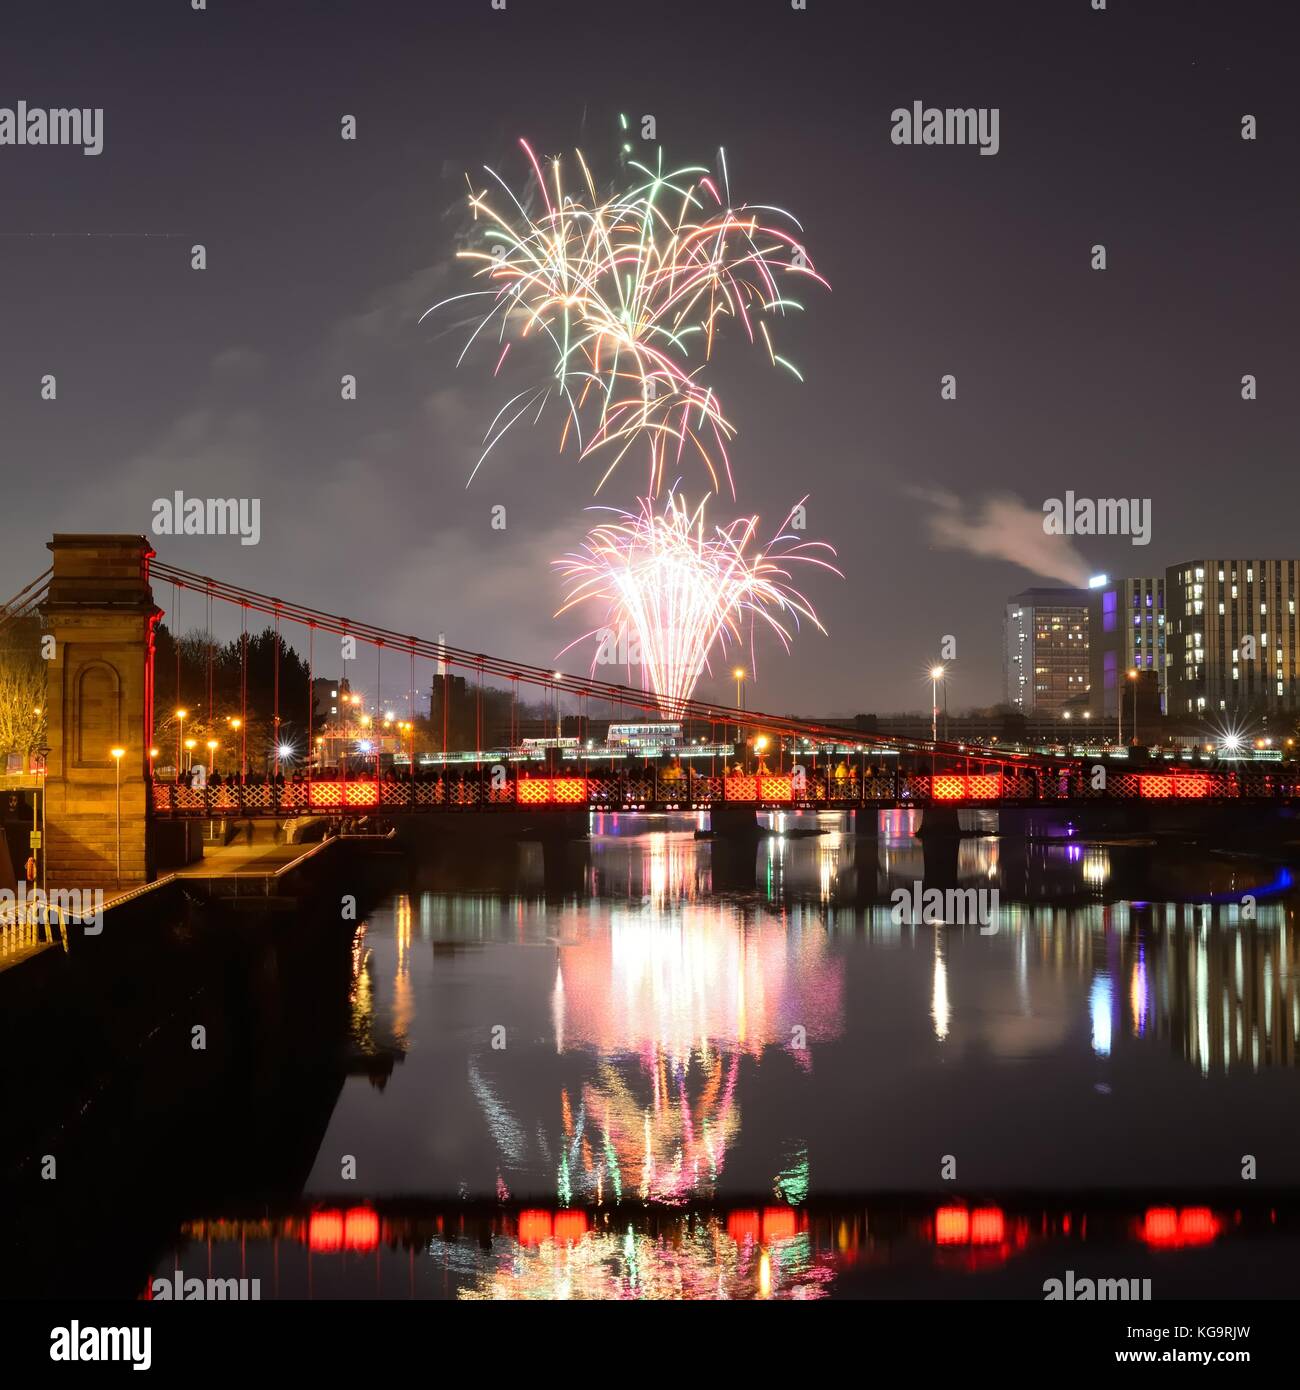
[423,139,828,497]
[554,492,841,717]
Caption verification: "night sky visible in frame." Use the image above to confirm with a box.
[2,0,1297,715]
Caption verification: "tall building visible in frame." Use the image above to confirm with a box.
[1003,588,1090,713]
[1087,574,1166,718]
[1166,559,1300,717]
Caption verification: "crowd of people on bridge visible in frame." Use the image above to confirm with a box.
[155,758,901,795]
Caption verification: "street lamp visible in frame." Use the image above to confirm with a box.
[206,739,218,773]
[1127,668,1139,746]
[175,708,187,779]
[110,747,125,884]
[930,666,945,743]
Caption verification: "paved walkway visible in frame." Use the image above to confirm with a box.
[171,837,322,878]
[2,836,330,973]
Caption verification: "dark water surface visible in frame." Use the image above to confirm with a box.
[98,817,1300,1296]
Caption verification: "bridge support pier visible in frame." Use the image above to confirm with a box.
[914,804,962,889]
[708,806,761,839]
[42,536,159,888]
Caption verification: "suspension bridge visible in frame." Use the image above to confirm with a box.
[4,535,1299,887]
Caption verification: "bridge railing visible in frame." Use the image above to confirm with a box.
[148,765,1300,817]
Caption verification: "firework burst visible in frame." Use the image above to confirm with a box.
[423,139,828,497]
[554,492,841,716]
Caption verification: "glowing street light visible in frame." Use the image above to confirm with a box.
[930,666,945,743]
[175,708,187,777]
[224,718,246,778]
[732,667,746,743]
[1127,668,1139,746]
[206,739,218,773]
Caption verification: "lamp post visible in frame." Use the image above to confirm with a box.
[229,717,244,780]
[35,739,50,897]
[110,747,125,885]
[1063,709,1072,748]
[930,666,945,743]
[175,708,187,780]
[732,667,746,746]
[206,739,218,774]
[1128,668,1139,746]
[184,738,197,772]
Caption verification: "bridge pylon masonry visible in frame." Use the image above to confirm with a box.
[42,535,160,887]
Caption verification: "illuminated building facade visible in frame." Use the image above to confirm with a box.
[1003,588,1090,713]
[1166,559,1300,716]
[1087,575,1166,718]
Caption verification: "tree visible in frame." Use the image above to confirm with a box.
[0,617,48,765]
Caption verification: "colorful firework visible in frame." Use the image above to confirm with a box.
[554,491,841,716]
[423,138,828,496]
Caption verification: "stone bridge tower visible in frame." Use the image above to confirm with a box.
[42,535,159,887]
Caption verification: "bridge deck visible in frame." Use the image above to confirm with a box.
[147,767,1300,817]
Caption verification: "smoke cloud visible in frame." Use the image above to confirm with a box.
[913,488,1093,587]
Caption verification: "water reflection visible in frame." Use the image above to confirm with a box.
[144,823,1300,1297]
[304,827,1300,1216]
[163,1199,1291,1300]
